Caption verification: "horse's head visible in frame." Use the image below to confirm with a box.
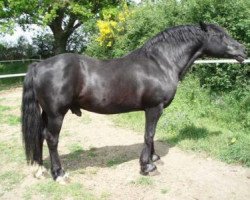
[200,22,247,63]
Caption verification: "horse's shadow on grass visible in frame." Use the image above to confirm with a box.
[45,141,170,172]
[166,124,222,144]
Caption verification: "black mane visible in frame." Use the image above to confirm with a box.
[141,25,205,54]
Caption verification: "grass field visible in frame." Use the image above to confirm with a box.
[113,75,250,167]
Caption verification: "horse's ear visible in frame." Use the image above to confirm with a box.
[199,21,208,32]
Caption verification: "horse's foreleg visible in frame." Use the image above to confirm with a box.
[140,104,163,175]
[44,115,66,181]
[151,141,161,162]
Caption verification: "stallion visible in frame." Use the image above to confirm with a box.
[22,22,247,182]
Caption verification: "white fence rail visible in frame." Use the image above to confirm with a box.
[0,59,249,79]
[0,59,41,63]
[194,59,250,64]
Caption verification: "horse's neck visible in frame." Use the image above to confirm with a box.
[175,42,203,80]
[154,38,203,80]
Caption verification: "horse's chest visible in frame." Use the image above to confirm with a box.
[142,82,177,108]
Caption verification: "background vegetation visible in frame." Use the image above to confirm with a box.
[0,0,249,166]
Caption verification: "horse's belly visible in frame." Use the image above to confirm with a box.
[80,103,141,114]
[77,94,142,114]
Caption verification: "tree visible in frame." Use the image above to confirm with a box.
[32,33,54,58]
[0,0,121,54]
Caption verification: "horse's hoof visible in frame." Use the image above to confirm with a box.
[52,168,66,180]
[155,159,164,166]
[148,169,160,176]
[152,154,161,162]
[140,163,157,176]
[34,166,48,179]
[56,173,70,185]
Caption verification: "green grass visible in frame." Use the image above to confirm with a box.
[113,75,250,167]
[0,171,25,196]
[100,191,111,200]
[0,105,11,112]
[160,188,169,194]
[24,180,97,200]
[106,156,127,167]
[0,62,29,91]
[68,143,84,153]
[0,141,25,165]
[68,143,84,161]
[131,176,154,186]
[6,115,21,126]
[88,147,97,158]
[0,104,20,126]
[81,113,92,124]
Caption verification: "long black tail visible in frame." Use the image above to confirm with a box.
[21,62,43,165]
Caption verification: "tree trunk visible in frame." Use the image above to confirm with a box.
[49,8,81,55]
[54,35,68,55]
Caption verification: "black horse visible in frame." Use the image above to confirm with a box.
[22,23,247,181]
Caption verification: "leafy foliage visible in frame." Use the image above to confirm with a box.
[95,2,131,47]
[0,0,122,54]
[87,0,186,58]
[32,33,55,58]
[0,37,36,60]
[185,0,250,94]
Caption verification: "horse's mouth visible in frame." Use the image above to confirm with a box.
[234,55,247,63]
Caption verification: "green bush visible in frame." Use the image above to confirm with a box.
[186,0,250,93]
[87,0,185,58]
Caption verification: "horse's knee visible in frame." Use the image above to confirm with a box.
[43,116,63,146]
[44,131,58,149]
[145,135,153,145]
[47,138,58,149]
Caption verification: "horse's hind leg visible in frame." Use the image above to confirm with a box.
[140,104,163,175]
[34,111,47,179]
[44,114,66,181]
